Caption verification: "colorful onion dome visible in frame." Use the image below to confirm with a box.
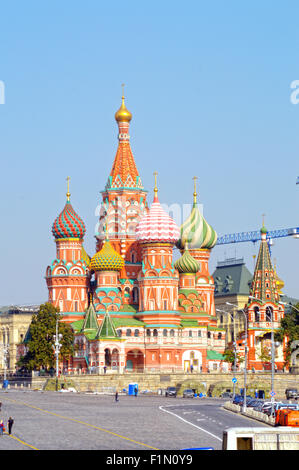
[52,202,86,240]
[176,179,217,250]
[81,246,91,267]
[274,264,284,295]
[115,94,132,123]
[90,239,124,272]
[174,249,200,274]
[136,175,179,243]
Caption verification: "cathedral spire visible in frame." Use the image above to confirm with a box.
[106,91,143,190]
[249,224,279,303]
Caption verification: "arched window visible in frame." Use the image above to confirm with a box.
[218,332,222,340]
[170,329,175,337]
[134,329,139,337]
[266,306,273,322]
[126,329,132,337]
[198,330,201,337]
[117,329,122,337]
[163,329,167,337]
[153,329,158,337]
[132,287,139,304]
[189,330,193,337]
[254,306,260,322]
[146,329,151,337]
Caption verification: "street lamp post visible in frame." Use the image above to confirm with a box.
[53,318,63,392]
[226,302,248,413]
[279,301,299,314]
[216,308,237,402]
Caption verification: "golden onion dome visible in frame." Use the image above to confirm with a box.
[115,95,132,123]
[90,239,124,272]
[274,265,284,295]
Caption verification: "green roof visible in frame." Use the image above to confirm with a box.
[180,320,199,327]
[112,318,145,328]
[97,311,117,338]
[71,319,84,332]
[82,303,98,331]
[118,304,138,313]
[207,350,224,360]
[212,258,252,297]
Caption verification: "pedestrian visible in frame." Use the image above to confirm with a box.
[115,390,119,402]
[0,420,4,436]
[103,366,107,374]
[190,364,194,373]
[0,402,2,411]
[134,386,138,397]
[7,417,14,435]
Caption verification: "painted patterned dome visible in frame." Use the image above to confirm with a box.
[90,239,124,272]
[174,249,200,274]
[177,200,217,250]
[52,202,86,240]
[136,193,180,244]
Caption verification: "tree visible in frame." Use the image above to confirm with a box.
[276,303,299,367]
[18,303,74,371]
[223,348,244,366]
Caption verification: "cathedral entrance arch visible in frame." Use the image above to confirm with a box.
[126,349,144,372]
[182,350,202,372]
[111,348,120,370]
[104,348,111,367]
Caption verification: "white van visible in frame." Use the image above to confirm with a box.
[223,427,299,450]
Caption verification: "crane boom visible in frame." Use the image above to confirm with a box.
[217,227,299,245]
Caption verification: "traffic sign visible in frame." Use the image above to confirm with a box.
[270,391,276,397]
[232,378,237,384]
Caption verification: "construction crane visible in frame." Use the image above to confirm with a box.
[217,177,299,248]
[216,226,299,246]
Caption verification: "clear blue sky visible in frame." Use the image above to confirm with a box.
[1,0,299,305]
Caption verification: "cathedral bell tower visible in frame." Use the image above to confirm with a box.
[46,178,89,323]
[95,89,148,295]
[245,223,287,370]
[136,173,180,327]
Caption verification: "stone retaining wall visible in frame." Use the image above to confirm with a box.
[3,372,299,399]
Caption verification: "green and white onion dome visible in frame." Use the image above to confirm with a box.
[176,201,217,250]
[174,249,200,274]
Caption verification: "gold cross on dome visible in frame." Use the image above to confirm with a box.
[121,83,125,98]
[153,171,158,196]
[193,176,198,203]
[66,176,71,202]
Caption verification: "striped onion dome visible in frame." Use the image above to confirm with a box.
[176,200,217,250]
[90,239,124,272]
[52,202,86,240]
[136,194,180,244]
[174,249,200,274]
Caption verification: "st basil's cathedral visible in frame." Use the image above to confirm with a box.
[45,94,285,374]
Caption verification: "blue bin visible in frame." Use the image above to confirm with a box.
[128,383,138,396]
[3,380,9,389]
